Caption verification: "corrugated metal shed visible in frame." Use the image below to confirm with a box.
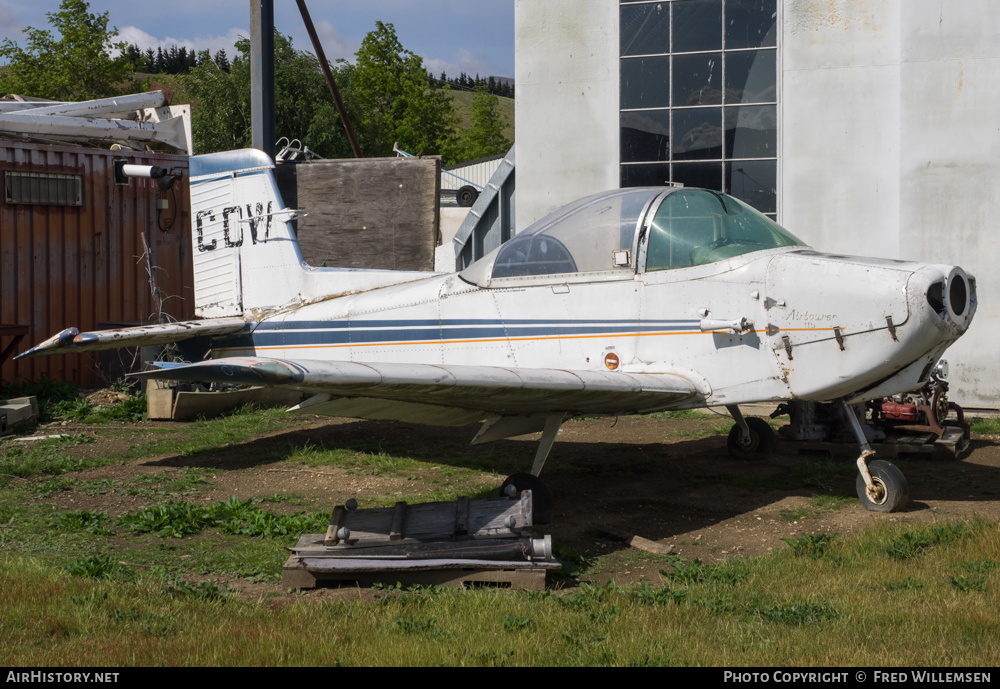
[1,140,193,387]
[442,154,505,191]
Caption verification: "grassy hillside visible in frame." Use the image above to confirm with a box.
[447,87,515,148]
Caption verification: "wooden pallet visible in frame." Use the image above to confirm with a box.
[776,426,970,460]
[283,546,557,591]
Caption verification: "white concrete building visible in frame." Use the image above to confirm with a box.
[514,0,1000,408]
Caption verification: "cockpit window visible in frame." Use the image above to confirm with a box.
[645,189,806,271]
[457,187,808,288]
[490,189,656,279]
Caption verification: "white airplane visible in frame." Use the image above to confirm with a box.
[18,149,976,516]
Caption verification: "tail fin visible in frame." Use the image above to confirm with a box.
[189,149,303,317]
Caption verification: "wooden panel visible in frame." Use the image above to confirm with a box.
[275,157,440,271]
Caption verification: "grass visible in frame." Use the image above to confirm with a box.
[0,400,512,590]
[2,517,999,665]
[288,441,425,475]
[115,406,293,460]
[642,409,710,420]
[780,507,810,522]
[2,396,1000,664]
[0,435,113,488]
[51,394,148,423]
[119,468,213,499]
[969,417,1000,435]
[782,533,838,558]
[119,495,330,539]
[662,420,735,440]
[811,494,857,510]
[449,89,514,145]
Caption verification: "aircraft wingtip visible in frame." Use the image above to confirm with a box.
[14,327,79,359]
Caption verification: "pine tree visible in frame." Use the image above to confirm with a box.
[213,49,230,73]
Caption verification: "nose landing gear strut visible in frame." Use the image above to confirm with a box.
[841,400,910,512]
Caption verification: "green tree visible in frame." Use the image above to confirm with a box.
[183,22,456,159]
[182,31,358,158]
[180,50,248,153]
[447,86,512,163]
[0,0,138,100]
[351,21,456,156]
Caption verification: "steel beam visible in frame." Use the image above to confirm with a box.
[250,0,276,158]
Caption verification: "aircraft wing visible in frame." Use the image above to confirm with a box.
[138,356,704,426]
[15,318,249,359]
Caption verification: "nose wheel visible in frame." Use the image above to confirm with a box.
[842,401,910,513]
[855,459,910,513]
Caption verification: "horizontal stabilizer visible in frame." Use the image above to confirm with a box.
[16,318,248,359]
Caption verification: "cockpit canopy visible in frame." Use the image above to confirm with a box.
[459,187,807,287]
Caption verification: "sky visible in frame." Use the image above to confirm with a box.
[0,0,515,79]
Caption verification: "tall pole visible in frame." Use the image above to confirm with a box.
[250,0,275,159]
[295,0,364,158]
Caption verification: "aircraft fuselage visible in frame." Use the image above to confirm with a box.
[219,246,974,412]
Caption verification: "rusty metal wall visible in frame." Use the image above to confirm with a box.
[1,140,193,388]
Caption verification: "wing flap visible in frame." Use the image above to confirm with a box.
[16,318,249,359]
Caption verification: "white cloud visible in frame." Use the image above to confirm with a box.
[117,25,247,62]
[424,47,509,80]
[308,20,358,62]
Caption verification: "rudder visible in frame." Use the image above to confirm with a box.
[188,149,304,317]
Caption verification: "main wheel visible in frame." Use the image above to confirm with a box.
[500,472,554,525]
[727,417,775,460]
[856,460,909,513]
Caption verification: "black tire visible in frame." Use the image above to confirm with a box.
[727,417,775,460]
[457,185,479,207]
[856,460,909,513]
[500,472,554,525]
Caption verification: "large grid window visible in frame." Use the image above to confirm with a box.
[620,0,777,216]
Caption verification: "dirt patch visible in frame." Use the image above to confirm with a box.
[14,413,1000,590]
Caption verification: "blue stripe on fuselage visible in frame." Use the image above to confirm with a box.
[225,318,699,348]
[250,318,692,330]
